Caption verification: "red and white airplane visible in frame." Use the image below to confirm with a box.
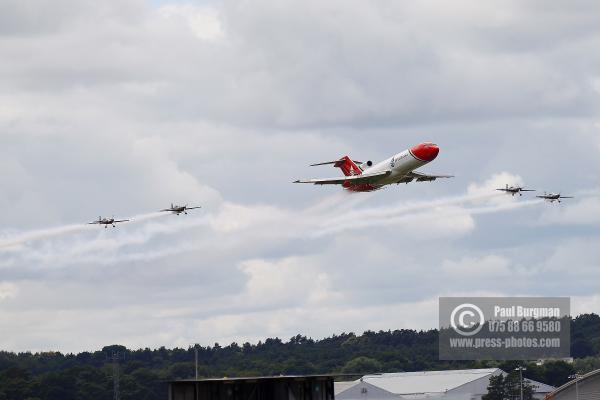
[294,142,452,192]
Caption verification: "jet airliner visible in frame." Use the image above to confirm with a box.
[294,142,452,192]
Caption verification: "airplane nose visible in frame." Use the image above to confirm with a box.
[410,142,439,162]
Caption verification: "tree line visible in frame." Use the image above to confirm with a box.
[0,313,598,400]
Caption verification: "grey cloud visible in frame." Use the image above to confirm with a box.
[3,1,599,128]
[0,0,599,352]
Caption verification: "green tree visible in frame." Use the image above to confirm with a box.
[574,356,600,374]
[483,373,536,400]
[341,357,382,374]
[504,371,535,400]
[482,374,506,400]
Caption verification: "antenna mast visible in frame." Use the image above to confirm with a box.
[109,351,123,400]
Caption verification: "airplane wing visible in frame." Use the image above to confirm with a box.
[521,189,536,192]
[560,196,574,199]
[159,209,173,212]
[88,221,100,224]
[496,188,510,192]
[397,171,454,183]
[187,206,202,210]
[114,219,130,223]
[294,170,391,185]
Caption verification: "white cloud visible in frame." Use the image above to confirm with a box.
[539,195,600,225]
[0,283,17,300]
[238,257,343,308]
[159,4,223,40]
[467,172,525,204]
[442,255,513,278]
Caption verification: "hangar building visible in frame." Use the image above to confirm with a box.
[545,369,600,400]
[336,369,555,400]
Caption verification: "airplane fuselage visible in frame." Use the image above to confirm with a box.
[89,216,129,228]
[346,143,439,191]
[503,188,522,196]
[541,194,561,202]
[295,142,449,191]
[537,193,573,203]
[160,204,201,215]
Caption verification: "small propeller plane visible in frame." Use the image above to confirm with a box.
[294,142,453,192]
[88,216,130,228]
[496,184,536,197]
[536,192,574,203]
[160,204,202,215]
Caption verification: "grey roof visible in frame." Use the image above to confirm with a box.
[546,369,600,398]
[336,381,400,400]
[525,378,556,394]
[362,369,500,395]
[335,381,360,395]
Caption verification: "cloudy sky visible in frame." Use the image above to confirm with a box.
[0,0,599,353]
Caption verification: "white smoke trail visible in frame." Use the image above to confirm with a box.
[0,224,96,251]
[0,211,169,250]
[128,211,172,223]
[312,195,540,237]
[304,190,375,214]
[0,190,545,254]
[320,192,502,228]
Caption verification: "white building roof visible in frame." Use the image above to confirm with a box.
[335,381,360,396]
[336,381,400,400]
[524,378,556,394]
[361,369,501,395]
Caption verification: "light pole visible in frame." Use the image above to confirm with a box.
[568,374,581,400]
[195,345,199,380]
[515,367,527,400]
[195,345,199,400]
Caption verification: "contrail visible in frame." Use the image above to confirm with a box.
[0,192,546,253]
[320,192,501,227]
[311,194,540,237]
[127,211,170,223]
[0,224,96,250]
[0,212,169,250]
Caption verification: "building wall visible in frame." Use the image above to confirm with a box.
[170,378,334,400]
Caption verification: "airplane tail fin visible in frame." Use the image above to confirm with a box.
[335,156,362,176]
[310,156,363,176]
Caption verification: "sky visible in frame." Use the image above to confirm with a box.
[0,0,599,353]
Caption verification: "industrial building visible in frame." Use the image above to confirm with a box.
[167,368,561,400]
[335,369,555,400]
[545,369,600,400]
[168,375,335,400]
